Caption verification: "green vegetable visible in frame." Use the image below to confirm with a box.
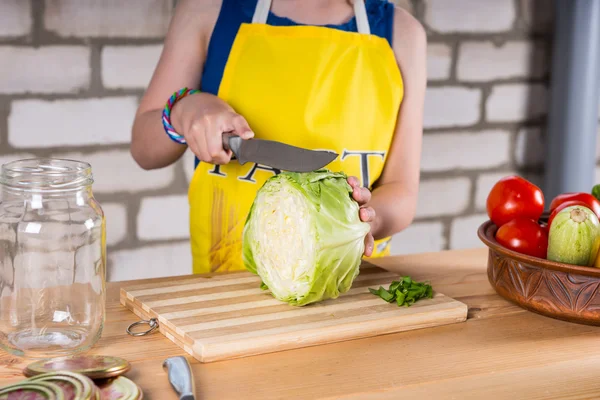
[242,169,370,306]
[592,184,600,202]
[547,205,600,266]
[369,276,433,307]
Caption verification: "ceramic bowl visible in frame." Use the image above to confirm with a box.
[478,217,600,326]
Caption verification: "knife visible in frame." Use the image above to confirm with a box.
[222,133,338,172]
[163,356,196,400]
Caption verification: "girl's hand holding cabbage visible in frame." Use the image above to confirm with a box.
[242,170,372,306]
[347,176,375,257]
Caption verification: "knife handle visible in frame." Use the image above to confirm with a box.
[162,356,196,400]
[222,132,245,164]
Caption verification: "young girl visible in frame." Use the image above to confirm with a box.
[131,0,427,274]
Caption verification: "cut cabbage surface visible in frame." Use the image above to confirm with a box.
[242,170,370,306]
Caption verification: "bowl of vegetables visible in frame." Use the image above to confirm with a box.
[478,175,600,326]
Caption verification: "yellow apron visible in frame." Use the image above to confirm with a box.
[189,0,404,274]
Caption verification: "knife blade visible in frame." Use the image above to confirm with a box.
[163,356,196,400]
[222,133,338,172]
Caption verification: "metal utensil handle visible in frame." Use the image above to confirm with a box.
[222,132,244,163]
[163,356,196,400]
[126,318,159,336]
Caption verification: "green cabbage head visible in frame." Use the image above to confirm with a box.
[242,169,370,306]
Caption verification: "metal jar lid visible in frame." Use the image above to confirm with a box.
[96,376,142,400]
[0,381,65,399]
[28,371,97,400]
[23,355,131,380]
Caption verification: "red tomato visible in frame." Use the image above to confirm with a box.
[495,218,548,259]
[486,176,544,227]
[549,192,600,219]
[540,221,549,235]
[547,200,588,228]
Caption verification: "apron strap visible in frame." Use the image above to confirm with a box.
[252,0,371,35]
[353,0,371,35]
[252,0,271,24]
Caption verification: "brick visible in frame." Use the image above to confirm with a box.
[55,150,175,194]
[0,0,32,37]
[486,84,547,123]
[475,172,511,211]
[390,222,446,255]
[421,130,510,172]
[102,203,127,246]
[8,97,138,148]
[0,46,90,94]
[44,0,172,38]
[424,87,481,129]
[425,0,515,33]
[521,0,554,34]
[450,214,488,250]
[457,41,546,82]
[427,43,452,81]
[137,195,189,240]
[108,241,192,281]
[102,45,162,89]
[415,178,471,218]
[515,127,545,168]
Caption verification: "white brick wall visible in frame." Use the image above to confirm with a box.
[486,83,548,122]
[108,242,192,281]
[103,203,127,246]
[421,130,510,172]
[427,43,452,81]
[57,150,175,193]
[44,0,173,38]
[415,178,471,218]
[425,0,516,33]
[457,41,545,82]
[137,195,189,240]
[8,98,138,148]
[0,0,32,37]
[424,87,481,128]
[390,221,446,255]
[0,0,556,279]
[0,46,90,94]
[450,214,488,250]
[102,45,163,89]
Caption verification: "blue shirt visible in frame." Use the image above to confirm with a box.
[195,0,396,167]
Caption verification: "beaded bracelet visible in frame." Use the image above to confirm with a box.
[162,87,200,144]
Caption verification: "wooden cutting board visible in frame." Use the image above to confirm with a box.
[120,263,468,363]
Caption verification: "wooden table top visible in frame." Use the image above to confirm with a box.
[2,247,600,399]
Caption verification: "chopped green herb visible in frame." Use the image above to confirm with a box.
[369,276,433,307]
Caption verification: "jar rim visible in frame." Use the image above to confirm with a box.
[0,158,94,192]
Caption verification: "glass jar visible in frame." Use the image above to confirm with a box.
[0,158,106,358]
